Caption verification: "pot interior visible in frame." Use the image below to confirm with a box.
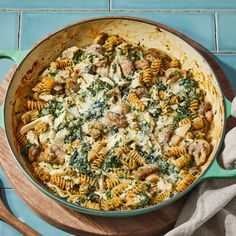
[4,17,224,211]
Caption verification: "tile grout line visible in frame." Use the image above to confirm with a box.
[215,12,219,53]
[0,9,236,12]
[17,10,21,50]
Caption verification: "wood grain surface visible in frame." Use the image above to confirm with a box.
[0,197,40,236]
[0,48,235,236]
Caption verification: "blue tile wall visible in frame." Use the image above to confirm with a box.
[21,12,215,51]
[0,0,109,10]
[214,54,236,93]
[111,0,236,10]
[0,12,19,50]
[0,12,19,83]
[217,13,236,52]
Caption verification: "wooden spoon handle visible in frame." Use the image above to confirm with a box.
[0,199,40,236]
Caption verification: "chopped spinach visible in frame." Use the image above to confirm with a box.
[157,82,167,91]
[148,102,162,118]
[73,50,83,63]
[42,102,63,117]
[103,151,121,170]
[179,77,197,93]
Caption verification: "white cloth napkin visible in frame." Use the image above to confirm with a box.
[166,97,236,236]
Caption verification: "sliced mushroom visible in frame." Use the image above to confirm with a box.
[118,57,134,77]
[65,79,80,94]
[145,48,171,62]
[87,120,106,139]
[205,110,213,123]
[121,101,131,114]
[106,112,128,128]
[198,102,212,116]
[134,59,150,70]
[188,139,211,166]
[134,87,148,98]
[192,117,204,130]
[134,164,159,180]
[93,32,108,45]
[28,145,39,162]
[51,145,66,165]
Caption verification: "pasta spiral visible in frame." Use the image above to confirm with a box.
[189,100,199,119]
[164,146,187,157]
[141,68,156,85]
[176,174,196,192]
[128,92,145,111]
[27,100,46,111]
[174,154,192,169]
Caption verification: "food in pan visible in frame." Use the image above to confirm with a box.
[15,32,214,211]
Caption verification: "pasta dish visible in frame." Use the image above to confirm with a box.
[15,33,214,211]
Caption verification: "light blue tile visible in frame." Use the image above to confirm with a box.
[0,0,109,10]
[0,12,18,50]
[0,168,12,189]
[217,13,236,52]
[0,189,72,236]
[0,59,15,84]
[0,12,18,85]
[213,54,236,94]
[21,12,215,51]
[111,0,236,10]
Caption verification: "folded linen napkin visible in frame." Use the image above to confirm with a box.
[166,97,236,236]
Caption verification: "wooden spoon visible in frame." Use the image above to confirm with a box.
[0,196,40,236]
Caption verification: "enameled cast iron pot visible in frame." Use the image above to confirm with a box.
[0,16,236,217]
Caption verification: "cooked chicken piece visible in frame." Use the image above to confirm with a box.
[188,139,211,166]
[96,65,110,77]
[106,112,128,128]
[93,32,108,45]
[134,59,150,70]
[158,127,173,146]
[118,57,134,77]
[169,135,182,146]
[85,44,103,54]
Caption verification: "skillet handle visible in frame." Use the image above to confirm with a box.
[0,50,29,129]
[224,96,232,119]
[0,50,29,65]
[201,96,236,180]
[201,158,236,180]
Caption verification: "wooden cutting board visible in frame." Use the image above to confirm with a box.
[0,55,235,236]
